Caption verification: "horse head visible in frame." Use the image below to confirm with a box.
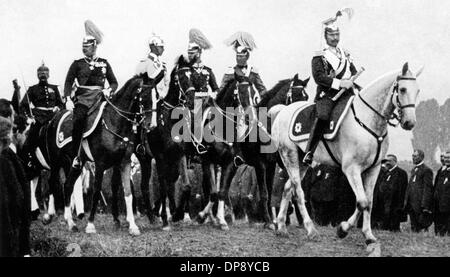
[169,55,195,108]
[288,74,310,104]
[392,62,423,130]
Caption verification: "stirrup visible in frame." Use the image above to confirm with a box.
[302,151,313,165]
[195,143,207,155]
[233,155,245,167]
[72,156,82,169]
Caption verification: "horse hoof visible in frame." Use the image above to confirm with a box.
[275,229,289,237]
[196,214,206,224]
[220,224,229,231]
[366,242,381,257]
[42,214,53,225]
[162,226,171,232]
[365,238,377,245]
[264,223,276,231]
[70,225,79,232]
[307,227,320,240]
[129,228,141,236]
[85,223,96,234]
[114,220,121,230]
[337,224,348,239]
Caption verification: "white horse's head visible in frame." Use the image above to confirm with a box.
[393,62,423,130]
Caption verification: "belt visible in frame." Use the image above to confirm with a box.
[34,107,54,111]
[195,91,209,97]
[77,85,103,90]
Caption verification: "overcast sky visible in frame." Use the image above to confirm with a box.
[0,0,449,160]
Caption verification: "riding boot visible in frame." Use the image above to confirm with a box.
[71,105,89,169]
[302,118,327,165]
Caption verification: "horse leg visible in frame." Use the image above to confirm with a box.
[42,170,58,225]
[217,160,237,229]
[198,161,216,224]
[173,155,189,222]
[361,165,380,245]
[253,161,275,230]
[85,166,104,234]
[155,157,170,230]
[265,160,276,221]
[63,166,83,232]
[111,166,121,229]
[276,179,294,236]
[138,154,154,223]
[337,165,367,238]
[120,160,140,236]
[277,146,317,238]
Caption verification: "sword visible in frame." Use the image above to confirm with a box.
[19,67,34,119]
[332,67,365,102]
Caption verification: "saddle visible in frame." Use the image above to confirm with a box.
[55,101,107,148]
[289,92,354,142]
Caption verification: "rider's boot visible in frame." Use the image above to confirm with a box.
[302,118,327,165]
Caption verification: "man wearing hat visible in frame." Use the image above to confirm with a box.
[433,151,450,236]
[136,33,168,98]
[186,28,219,154]
[220,31,267,103]
[64,20,118,168]
[303,9,359,165]
[20,63,63,165]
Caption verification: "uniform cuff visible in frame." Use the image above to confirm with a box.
[331,78,341,90]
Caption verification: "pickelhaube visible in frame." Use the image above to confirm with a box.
[37,61,49,73]
[148,33,164,47]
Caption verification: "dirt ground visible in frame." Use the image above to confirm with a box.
[29,213,450,257]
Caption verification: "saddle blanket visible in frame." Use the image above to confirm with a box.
[289,94,354,142]
[56,102,107,148]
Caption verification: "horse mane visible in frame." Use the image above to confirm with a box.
[111,76,141,104]
[360,70,400,97]
[216,78,237,105]
[267,78,291,96]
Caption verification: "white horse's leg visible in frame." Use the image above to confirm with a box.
[30,177,39,212]
[338,166,368,237]
[361,166,380,244]
[121,161,140,236]
[276,179,293,236]
[292,167,318,238]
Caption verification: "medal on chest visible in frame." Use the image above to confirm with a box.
[444,177,448,185]
[412,175,416,182]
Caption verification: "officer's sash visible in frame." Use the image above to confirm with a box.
[323,47,351,79]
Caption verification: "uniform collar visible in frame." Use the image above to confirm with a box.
[148,52,160,62]
[414,161,424,168]
[192,62,204,68]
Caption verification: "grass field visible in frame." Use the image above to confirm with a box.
[29,212,450,257]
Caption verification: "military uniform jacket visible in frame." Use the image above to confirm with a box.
[311,46,357,101]
[190,63,219,93]
[405,163,434,213]
[433,166,450,213]
[64,57,118,107]
[20,82,63,124]
[135,53,169,97]
[219,65,267,97]
[377,166,408,215]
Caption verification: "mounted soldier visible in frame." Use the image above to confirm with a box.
[20,62,64,168]
[64,20,118,168]
[186,28,219,154]
[220,31,267,165]
[303,8,359,165]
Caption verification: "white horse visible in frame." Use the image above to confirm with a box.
[271,62,423,246]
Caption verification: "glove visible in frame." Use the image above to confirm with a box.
[66,99,74,111]
[52,106,60,113]
[27,117,36,125]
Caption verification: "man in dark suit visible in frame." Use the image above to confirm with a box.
[376,154,408,231]
[404,149,434,232]
[0,100,30,257]
[433,151,450,236]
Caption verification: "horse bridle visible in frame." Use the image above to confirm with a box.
[173,65,195,106]
[286,81,306,105]
[359,75,417,126]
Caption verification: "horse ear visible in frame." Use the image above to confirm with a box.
[293,73,299,81]
[402,62,409,76]
[415,65,425,78]
[304,77,310,85]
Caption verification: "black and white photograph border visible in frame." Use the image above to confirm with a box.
[0,0,450,260]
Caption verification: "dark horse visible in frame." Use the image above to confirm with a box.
[212,73,311,229]
[44,76,155,236]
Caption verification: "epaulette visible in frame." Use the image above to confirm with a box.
[250,66,259,74]
[225,66,235,74]
[313,50,325,57]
